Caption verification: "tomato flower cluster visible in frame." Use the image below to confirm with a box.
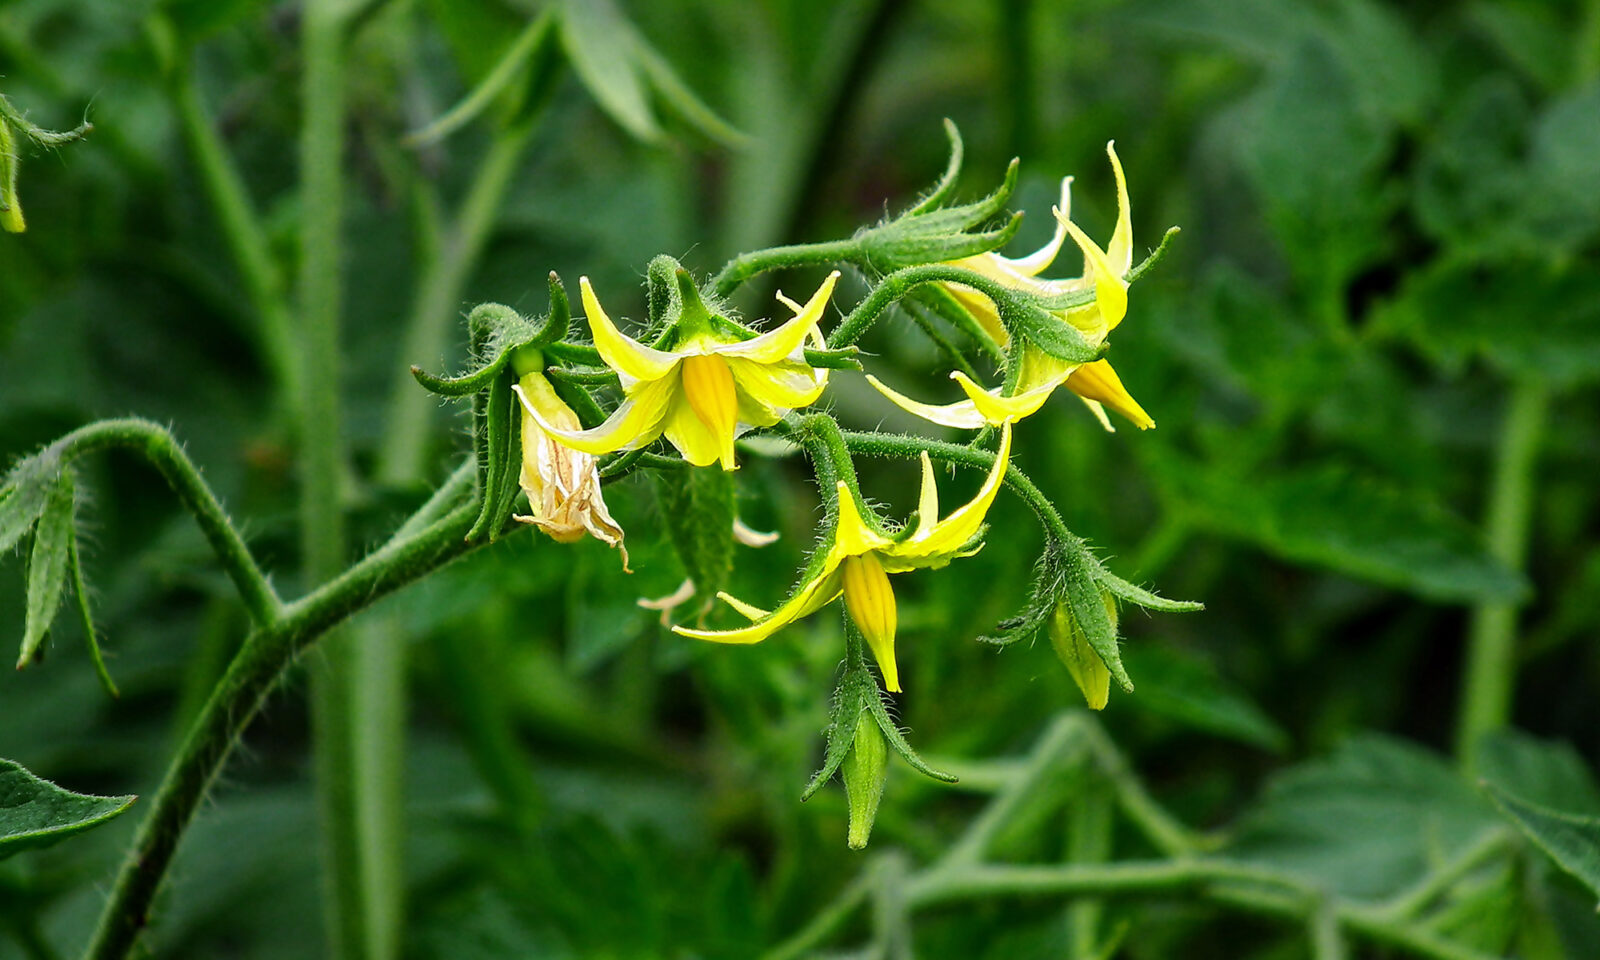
[412,125,1197,845]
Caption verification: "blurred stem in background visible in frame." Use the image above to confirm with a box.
[1455,380,1548,768]
[375,119,537,488]
[294,2,380,959]
[160,35,302,415]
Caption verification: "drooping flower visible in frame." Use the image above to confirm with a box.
[869,142,1154,432]
[512,370,629,567]
[675,424,1012,692]
[530,272,840,470]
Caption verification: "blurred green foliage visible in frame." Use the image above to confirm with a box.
[2,0,1599,957]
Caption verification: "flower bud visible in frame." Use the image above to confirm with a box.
[842,715,887,850]
[1050,589,1118,710]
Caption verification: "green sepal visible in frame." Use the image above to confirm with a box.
[654,465,735,608]
[905,118,966,216]
[801,653,874,801]
[466,365,523,543]
[801,346,864,371]
[18,469,75,668]
[979,544,1065,649]
[995,287,1104,364]
[1059,538,1133,693]
[1,449,63,555]
[411,275,571,397]
[1095,565,1204,613]
[864,673,957,784]
[853,121,1021,272]
[0,757,135,861]
[67,526,118,698]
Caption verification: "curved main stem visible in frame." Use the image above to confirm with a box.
[47,419,281,625]
[82,501,481,960]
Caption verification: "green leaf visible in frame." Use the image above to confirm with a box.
[1477,731,1600,816]
[1484,782,1600,906]
[19,469,75,668]
[1162,460,1527,603]
[559,0,660,143]
[1119,645,1289,753]
[1229,735,1499,898]
[655,466,735,609]
[1374,256,1600,390]
[0,757,135,860]
[565,544,649,675]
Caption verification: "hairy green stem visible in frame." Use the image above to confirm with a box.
[81,501,482,960]
[1455,381,1548,765]
[166,62,300,406]
[47,419,281,624]
[826,263,1090,350]
[377,122,535,487]
[710,238,861,296]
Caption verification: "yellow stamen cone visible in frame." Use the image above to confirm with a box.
[680,354,740,469]
[842,553,900,692]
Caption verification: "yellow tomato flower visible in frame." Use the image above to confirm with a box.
[531,272,840,470]
[512,371,629,567]
[675,424,1012,692]
[869,142,1154,432]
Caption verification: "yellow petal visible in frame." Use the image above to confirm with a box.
[673,568,845,645]
[830,481,894,562]
[949,369,1070,425]
[1056,214,1129,332]
[865,374,989,430]
[842,553,901,692]
[1001,176,1074,277]
[518,374,675,455]
[581,277,681,383]
[888,422,1012,565]
[718,271,840,364]
[943,282,1010,346]
[1067,359,1153,430]
[914,452,939,539]
[717,591,772,620]
[660,391,726,467]
[725,356,827,412]
[1105,141,1133,278]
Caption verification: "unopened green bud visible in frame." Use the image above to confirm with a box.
[843,714,888,849]
[1050,589,1118,710]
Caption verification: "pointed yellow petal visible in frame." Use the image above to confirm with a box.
[914,452,939,538]
[1002,176,1075,277]
[1067,359,1153,430]
[725,357,827,412]
[660,393,726,467]
[1080,397,1115,433]
[673,568,844,645]
[519,374,675,455]
[581,277,681,382]
[718,591,771,620]
[949,370,1069,425]
[1105,141,1133,278]
[1057,214,1129,332]
[830,481,894,561]
[842,554,902,692]
[865,374,989,430]
[718,271,840,363]
[889,423,1012,564]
